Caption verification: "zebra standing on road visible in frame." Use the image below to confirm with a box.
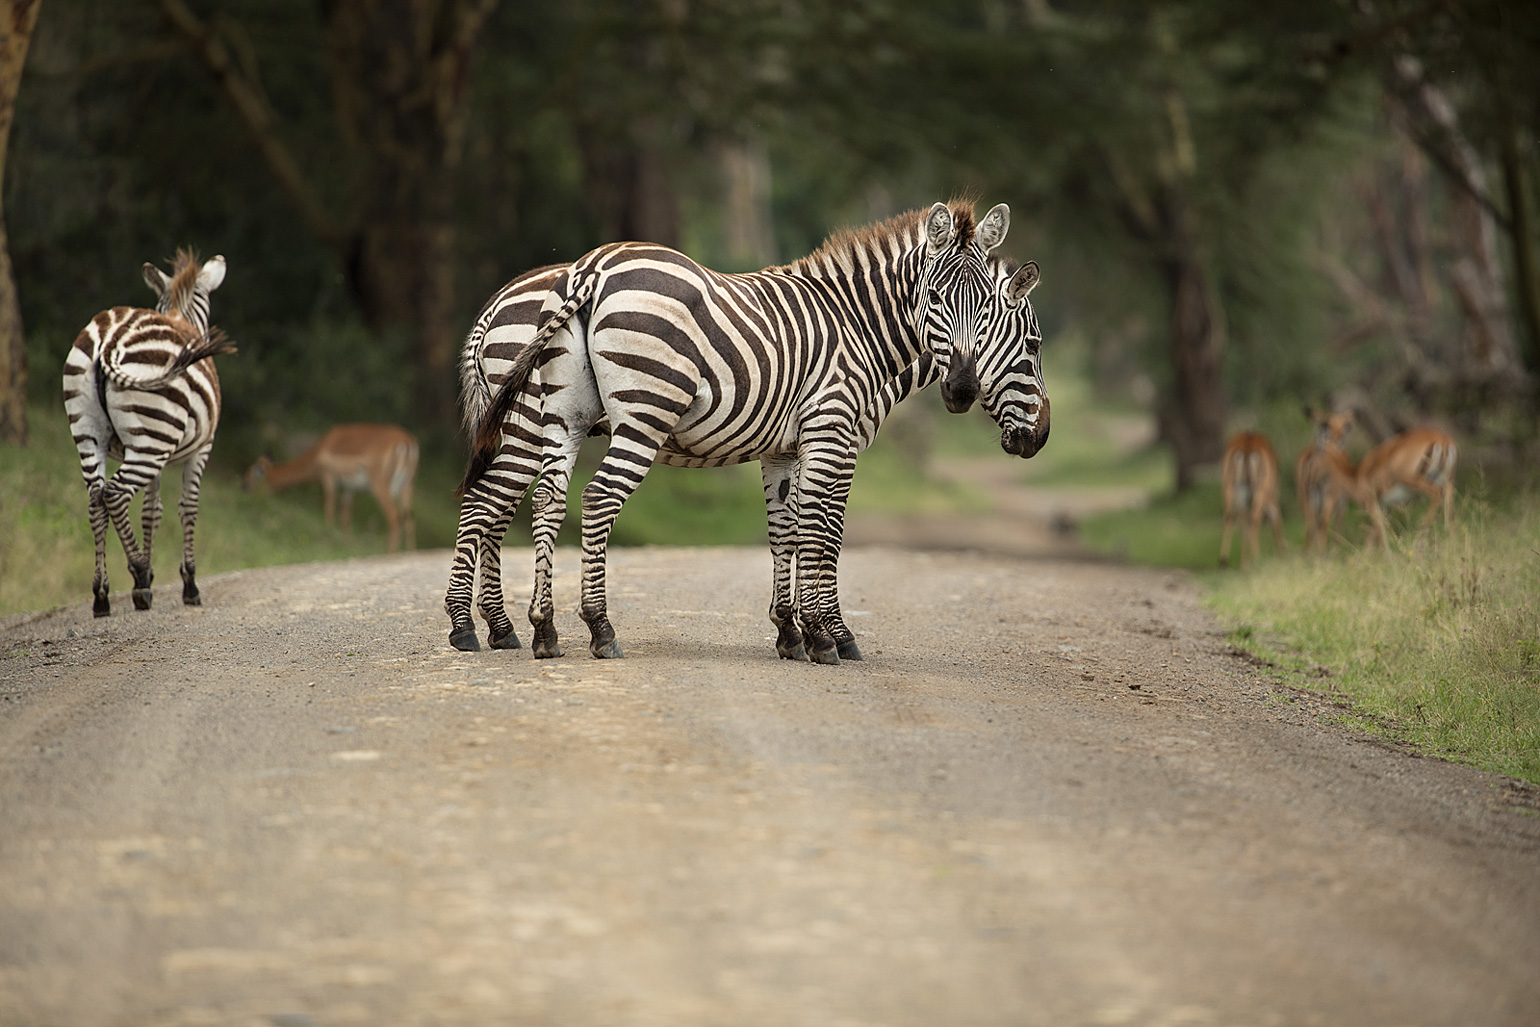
[447,200,1047,662]
[62,251,235,616]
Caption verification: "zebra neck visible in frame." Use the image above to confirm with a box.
[780,238,928,370]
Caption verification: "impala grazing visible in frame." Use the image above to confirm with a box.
[1332,426,1458,550]
[62,250,234,616]
[1296,408,1358,553]
[1219,431,1285,568]
[245,424,419,552]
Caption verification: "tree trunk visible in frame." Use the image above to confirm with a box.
[0,0,40,447]
[1155,185,1227,492]
[327,0,498,423]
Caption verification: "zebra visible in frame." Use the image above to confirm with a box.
[446,201,1048,662]
[61,251,235,617]
[448,277,944,660]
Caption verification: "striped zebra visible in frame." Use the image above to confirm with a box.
[61,251,235,617]
[447,201,1047,662]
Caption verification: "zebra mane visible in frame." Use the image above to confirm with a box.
[783,199,980,277]
[161,248,204,322]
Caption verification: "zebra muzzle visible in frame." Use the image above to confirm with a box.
[941,354,980,414]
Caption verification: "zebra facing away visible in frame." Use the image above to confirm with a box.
[61,251,234,617]
[447,200,1048,662]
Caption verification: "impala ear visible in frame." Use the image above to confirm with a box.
[976,203,1010,252]
[143,262,170,298]
[925,202,955,255]
[198,255,227,293]
[1007,260,1040,302]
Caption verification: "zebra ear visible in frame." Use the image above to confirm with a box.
[925,202,955,255]
[143,262,170,299]
[198,256,227,293]
[976,203,1010,252]
[1007,261,1040,302]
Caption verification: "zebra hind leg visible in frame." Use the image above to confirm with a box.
[102,472,156,611]
[178,451,211,606]
[88,483,113,617]
[477,507,522,649]
[528,461,577,660]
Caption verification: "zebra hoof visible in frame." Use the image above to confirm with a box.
[836,638,863,661]
[183,591,202,607]
[93,596,111,618]
[592,639,624,660]
[533,643,563,659]
[810,644,841,666]
[449,626,481,652]
[779,642,808,661]
[489,627,522,650]
[132,588,153,611]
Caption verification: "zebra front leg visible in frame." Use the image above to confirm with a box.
[477,507,522,649]
[177,450,211,606]
[792,439,858,665]
[761,455,807,661]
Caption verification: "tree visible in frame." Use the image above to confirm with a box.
[0,0,40,446]
[156,0,501,422]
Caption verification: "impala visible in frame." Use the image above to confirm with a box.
[1296,408,1356,553]
[245,423,419,552]
[1219,431,1285,568]
[1332,426,1458,550]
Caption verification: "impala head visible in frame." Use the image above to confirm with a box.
[975,259,1049,459]
[1305,406,1354,449]
[242,455,272,493]
[143,249,226,334]
[916,201,1011,414]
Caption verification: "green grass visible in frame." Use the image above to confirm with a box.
[1210,495,1540,785]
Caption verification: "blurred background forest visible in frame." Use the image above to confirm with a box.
[1,0,1538,522]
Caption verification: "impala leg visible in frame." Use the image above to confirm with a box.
[177,449,211,606]
[1218,512,1236,568]
[371,478,401,552]
[761,455,807,661]
[1269,501,1287,554]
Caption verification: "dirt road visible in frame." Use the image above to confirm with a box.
[2,544,1538,1027]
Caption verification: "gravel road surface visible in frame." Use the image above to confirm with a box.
[2,545,1538,1027]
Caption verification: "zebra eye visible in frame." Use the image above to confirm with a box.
[927,288,941,306]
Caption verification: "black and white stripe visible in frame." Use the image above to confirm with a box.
[446,201,1049,662]
[61,251,234,616]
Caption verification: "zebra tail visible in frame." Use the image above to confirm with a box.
[99,328,237,390]
[458,311,494,442]
[457,272,597,497]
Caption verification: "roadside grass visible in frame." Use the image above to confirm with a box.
[1210,495,1540,785]
[1076,455,1540,787]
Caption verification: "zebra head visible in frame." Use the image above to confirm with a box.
[976,259,1049,459]
[916,201,1010,415]
[142,250,226,335]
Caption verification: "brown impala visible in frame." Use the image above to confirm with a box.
[1296,408,1356,553]
[244,423,419,552]
[1330,425,1458,550]
[1219,431,1285,568]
